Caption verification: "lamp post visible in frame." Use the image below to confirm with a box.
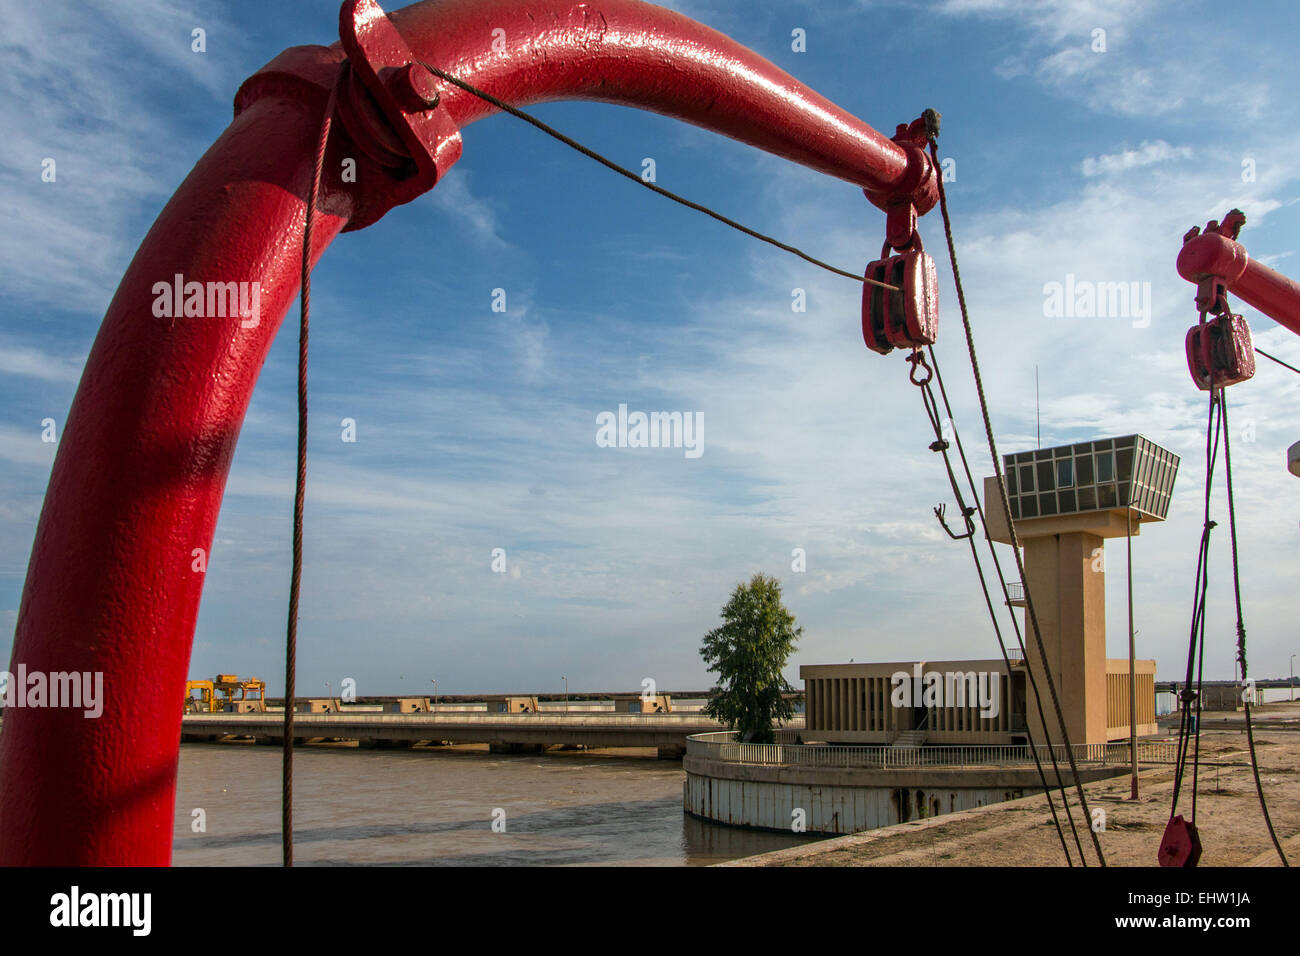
[1127,507,1138,800]
[562,675,568,713]
[1291,655,1295,703]
[431,678,438,709]
[324,681,333,713]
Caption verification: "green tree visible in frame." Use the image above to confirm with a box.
[701,573,801,743]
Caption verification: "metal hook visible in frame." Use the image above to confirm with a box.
[934,501,977,540]
[907,349,933,387]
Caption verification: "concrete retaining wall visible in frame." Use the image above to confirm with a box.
[684,772,1024,835]
[683,755,1124,836]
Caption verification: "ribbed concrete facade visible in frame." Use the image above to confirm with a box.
[801,659,1155,745]
[801,660,1026,745]
[1106,659,1158,739]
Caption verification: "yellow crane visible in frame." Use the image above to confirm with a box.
[184,674,267,713]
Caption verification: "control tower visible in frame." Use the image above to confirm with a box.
[985,435,1179,746]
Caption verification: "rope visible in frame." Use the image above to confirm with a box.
[282,65,340,869]
[916,347,1086,864]
[1220,390,1290,865]
[1255,346,1300,377]
[1170,384,1217,823]
[415,61,897,290]
[922,345,1090,864]
[926,136,1107,866]
[1169,321,1288,865]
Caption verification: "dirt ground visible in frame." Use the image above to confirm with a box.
[724,713,1300,867]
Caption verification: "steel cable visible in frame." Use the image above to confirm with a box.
[926,136,1107,866]
[1219,390,1290,865]
[922,345,1088,864]
[416,60,897,290]
[1255,346,1300,377]
[282,64,342,869]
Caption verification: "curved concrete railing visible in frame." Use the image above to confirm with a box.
[186,712,730,729]
[686,731,1177,769]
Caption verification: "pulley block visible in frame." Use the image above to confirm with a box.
[1185,312,1255,390]
[1158,814,1203,867]
[862,240,939,355]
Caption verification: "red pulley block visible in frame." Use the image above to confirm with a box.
[862,238,939,355]
[1185,312,1255,390]
[1158,814,1203,867]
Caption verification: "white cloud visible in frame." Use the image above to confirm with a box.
[0,424,58,469]
[937,0,1140,43]
[0,0,247,314]
[1081,140,1193,177]
[427,173,510,250]
[937,0,1271,119]
[0,340,84,383]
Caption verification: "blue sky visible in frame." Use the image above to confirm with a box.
[2,0,1299,698]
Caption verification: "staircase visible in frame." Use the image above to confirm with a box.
[892,730,927,749]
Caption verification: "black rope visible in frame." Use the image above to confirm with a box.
[282,62,340,869]
[416,60,897,290]
[1170,384,1218,823]
[1220,390,1290,865]
[916,347,1086,864]
[922,345,1090,864]
[1255,346,1300,377]
[1169,327,1289,865]
[927,135,1106,866]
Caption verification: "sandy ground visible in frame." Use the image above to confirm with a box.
[723,718,1300,867]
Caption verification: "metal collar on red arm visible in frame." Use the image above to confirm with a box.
[1178,209,1300,340]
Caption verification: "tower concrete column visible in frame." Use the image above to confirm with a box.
[1022,531,1108,747]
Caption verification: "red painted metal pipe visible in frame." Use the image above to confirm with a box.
[385,0,915,191]
[1177,230,1300,338]
[0,0,930,865]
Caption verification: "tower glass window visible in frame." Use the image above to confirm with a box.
[1037,460,1054,491]
[1077,454,1094,485]
[1116,446,1134,482]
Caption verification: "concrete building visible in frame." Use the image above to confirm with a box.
[616,695,673,713]
[384,697,433,713]
[492,696,540,713]
[801,657,1155,746]
[802,660,1025,745]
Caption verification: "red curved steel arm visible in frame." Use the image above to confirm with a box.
[1178,229,1300,338]
[388,0,913,189]
[0,0,930,865]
